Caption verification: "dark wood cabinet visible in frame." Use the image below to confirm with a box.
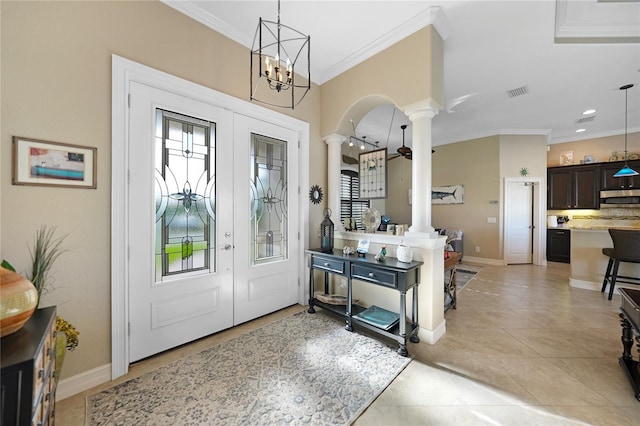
[548,165,599,209]
[601,160,640,190]
[1,307,57,426]
[547,228,570,263]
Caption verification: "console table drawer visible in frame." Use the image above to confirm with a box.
[352,265,397,288]
[312,256,346,275]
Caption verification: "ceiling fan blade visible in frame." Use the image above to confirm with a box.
[397,146,411,156]
[445,93,476,113]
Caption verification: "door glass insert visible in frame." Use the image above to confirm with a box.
[249,133,288,265]
[155,110,216,281]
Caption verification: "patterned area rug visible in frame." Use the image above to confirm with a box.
[86,310,411,425]
[455,268,480,290]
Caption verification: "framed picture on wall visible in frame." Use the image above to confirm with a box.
[432,184,464,205]
[359,148,387,199]
[12,136,97,189]
[560,150,573,165]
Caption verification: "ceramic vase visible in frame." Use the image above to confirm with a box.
[0,266,38,337]
[397,242,413,263]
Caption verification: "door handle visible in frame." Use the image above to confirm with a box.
[221,244,233,251]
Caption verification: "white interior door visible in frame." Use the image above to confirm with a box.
[128,82,234,362]
[233,114,300,325]
[506,180,534,264]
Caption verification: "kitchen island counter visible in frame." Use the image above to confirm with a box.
[570,228,640,295]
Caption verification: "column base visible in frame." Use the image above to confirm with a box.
[406,227,438,238]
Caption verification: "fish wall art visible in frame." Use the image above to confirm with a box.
[432,185,464,205]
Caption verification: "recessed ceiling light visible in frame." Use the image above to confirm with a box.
[576,128,586,133]
[582,109,596,115]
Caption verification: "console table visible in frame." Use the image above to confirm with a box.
[444,251,462,311]
[306,248,423,356]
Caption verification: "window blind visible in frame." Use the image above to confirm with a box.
[340,170,369,230]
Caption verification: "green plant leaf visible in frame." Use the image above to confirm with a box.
[28,225,69,307]
[1,259,16,272]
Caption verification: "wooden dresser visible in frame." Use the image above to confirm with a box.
[1,306,57,426]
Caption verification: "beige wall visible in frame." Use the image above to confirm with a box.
[431,136,501,259]
[1,1,323,378]
[500,134,549,180]
[547,132,640,167]
[384,157,413,225]
[319,26,444,138]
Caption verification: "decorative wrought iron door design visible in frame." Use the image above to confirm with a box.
[249,133,288,265]
[155,110,216,280]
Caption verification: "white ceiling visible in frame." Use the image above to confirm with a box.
[164,0,640,153]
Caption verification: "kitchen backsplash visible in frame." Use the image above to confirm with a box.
[547,208,640,228]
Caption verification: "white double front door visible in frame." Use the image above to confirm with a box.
[128,82,299,362]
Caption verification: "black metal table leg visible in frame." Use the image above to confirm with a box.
[307,264,315,313]
[345,277,354,332]
[621,313,633,360]
[410,283,420,343]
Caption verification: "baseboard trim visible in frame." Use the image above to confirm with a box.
[460,255,503,266]
[570,278,601,291]
[418,319,446,345]
[56,363,111,401]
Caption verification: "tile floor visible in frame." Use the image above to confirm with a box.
[57,262,640,425]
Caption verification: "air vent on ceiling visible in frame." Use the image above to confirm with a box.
[576,116,595,124]
[507,85,529,98]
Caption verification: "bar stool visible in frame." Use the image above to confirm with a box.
[601,229,640,300]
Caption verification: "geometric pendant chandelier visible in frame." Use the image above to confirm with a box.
[613,83,639,178]
[250,0,311,109]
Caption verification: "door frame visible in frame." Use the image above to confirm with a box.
[111,55,309,380]
[503,177,545,266]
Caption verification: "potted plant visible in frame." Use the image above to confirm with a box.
[2,225,79,372]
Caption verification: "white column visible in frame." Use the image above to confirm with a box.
[403,100,439,235]
[324,134,347,231]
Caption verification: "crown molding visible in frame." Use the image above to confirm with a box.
[161,1,253,48]
[317,6,450,84]
[434,129,551,147]
[549,126,640,145]
[161,2,451,86]
[498,129,551,137]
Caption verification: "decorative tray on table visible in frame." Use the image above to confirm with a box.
[314,292,359,306]
[353,305,399,330]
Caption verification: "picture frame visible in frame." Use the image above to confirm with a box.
[357,239,370,255]
[432,184,464,205]
[12,136,97,189]
[358,148,387,199]
[560,150,573,165]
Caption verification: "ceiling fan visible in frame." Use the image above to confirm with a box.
[388,125,412,161]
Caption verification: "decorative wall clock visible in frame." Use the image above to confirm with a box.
[309,185,323,204]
